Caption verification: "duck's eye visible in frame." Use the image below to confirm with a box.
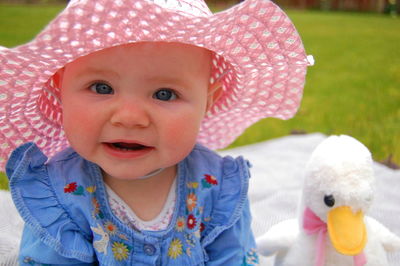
[324,195,335,207]
[365,195,373,203]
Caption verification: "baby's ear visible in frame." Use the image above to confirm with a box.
[207,81,223,111]
[52,68,65,89]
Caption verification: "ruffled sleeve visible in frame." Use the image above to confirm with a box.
[201,155,258,265]
[6,143,95,264]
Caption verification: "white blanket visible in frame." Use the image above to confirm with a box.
[1,133,399,265]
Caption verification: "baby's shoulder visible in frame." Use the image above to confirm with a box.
[6,142,93,184]
[185,143,251,185]
[181,144,252,227]
[6,143,95,256]
[46,146,98,188]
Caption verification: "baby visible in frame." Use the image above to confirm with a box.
[0,0,311,265]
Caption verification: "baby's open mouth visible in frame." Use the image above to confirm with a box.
[106,142,151,151]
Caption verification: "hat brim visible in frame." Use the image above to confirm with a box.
[0,0,309,169]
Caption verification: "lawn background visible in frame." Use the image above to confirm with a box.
[0,3,399,190]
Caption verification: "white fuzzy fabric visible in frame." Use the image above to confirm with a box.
[0,190,23,266]
[1,133,399,265]
[255,135,400,265]
[220,133,400,266]
[302,135,375,222]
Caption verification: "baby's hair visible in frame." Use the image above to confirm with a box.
[207,68,231,111]
[44,68,64,106]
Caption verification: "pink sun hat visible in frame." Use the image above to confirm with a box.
[0,0,312,170]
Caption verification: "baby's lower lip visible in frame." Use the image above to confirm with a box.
[102,142,154,159]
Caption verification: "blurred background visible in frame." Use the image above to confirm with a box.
[0,0,399,189]
[214,0,400,14]
[1,0,399,14]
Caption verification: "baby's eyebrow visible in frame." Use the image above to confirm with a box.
[75,67,121,80]
[145,76,190,89]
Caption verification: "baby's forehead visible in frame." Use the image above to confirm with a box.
[70,42,211,65]
[61,42,213,88]
[64,42,212,78]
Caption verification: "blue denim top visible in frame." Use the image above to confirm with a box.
[6,143,259,265]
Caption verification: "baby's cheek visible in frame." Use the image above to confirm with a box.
[164,116,201,146]
[161,121,198,166]
[62,110,96,141]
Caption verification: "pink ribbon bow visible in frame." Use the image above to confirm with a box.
[302,207,367,266]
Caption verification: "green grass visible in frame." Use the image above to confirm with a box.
[0,172,6,189]
[0,4,66,190]
[230,10,400,167]
[0,4,65,47]
[0,5,399,189]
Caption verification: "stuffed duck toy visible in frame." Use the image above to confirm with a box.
[257,135,400,266]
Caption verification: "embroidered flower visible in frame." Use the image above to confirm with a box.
[187,214,197,230]
[112,242,130,261]
[185,233,196,247]
[187,182,199,189]
[64,182,85,195]
[104,221,118,235]
[186,193,197,212]
[201,174,218,188]
[64,182,77,193]
[168,238,183,259]
[92,198,104,219]
[176,217,185,232]
[242,248,260,266]
[92,198,100,210]
[86,186,96,193]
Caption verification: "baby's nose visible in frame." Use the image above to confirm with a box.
[110,100,150,128]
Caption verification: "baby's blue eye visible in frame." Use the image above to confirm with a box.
[153,89,177,101]
[90,83,114,94]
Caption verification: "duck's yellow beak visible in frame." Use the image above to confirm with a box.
[327,206,367,255]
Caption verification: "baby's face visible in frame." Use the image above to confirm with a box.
[60,42,211,180]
